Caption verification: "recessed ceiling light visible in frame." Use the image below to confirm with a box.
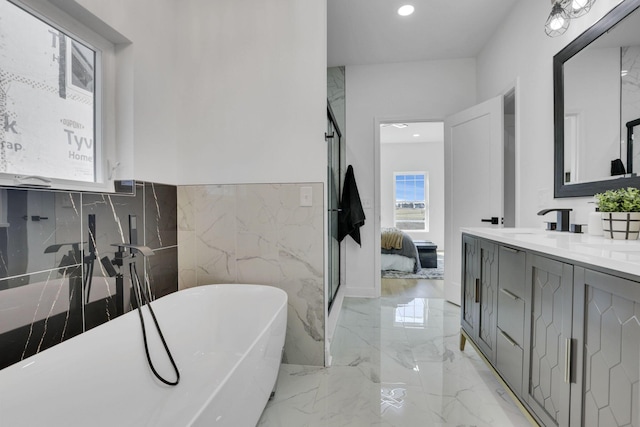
[413,134,420,137]
[397,5,414,16]
[381,123,409,129]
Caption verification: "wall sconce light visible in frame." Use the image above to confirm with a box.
[545,0,596,37]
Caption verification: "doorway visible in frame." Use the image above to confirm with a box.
[378,120,445,295]
[443,85,518,304]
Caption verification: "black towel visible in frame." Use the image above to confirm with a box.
[338,165,366,245]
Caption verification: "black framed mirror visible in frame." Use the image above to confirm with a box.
[554,0,640,197]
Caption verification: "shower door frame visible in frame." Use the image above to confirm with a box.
[327,102,343,312]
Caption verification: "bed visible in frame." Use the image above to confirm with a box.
[381,228,421,273]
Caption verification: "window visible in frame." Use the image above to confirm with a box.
[0,0,120,192]
[394,172,428,231]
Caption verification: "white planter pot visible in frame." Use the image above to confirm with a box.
[601,212,640,240]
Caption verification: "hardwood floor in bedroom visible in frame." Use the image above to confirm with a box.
[381,277,444,299]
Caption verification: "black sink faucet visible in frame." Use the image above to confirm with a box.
[537,208,573,232]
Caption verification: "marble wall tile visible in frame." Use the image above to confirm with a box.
[194,185,238,286]
[83,276,120,331]
[82,185,144,252]
[144,182,177,249]
[177,182,326,366]
[82,183,178,321]
[0,270,83,369]
[0,189,82,288]
[81,187,144,325]
[146,247,178,299]
[177,185,195,232]
[236,184,280,233]
[177,230,196,290]
[236,230,281,284]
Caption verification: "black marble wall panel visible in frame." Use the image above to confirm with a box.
[82,183,145,252]
[0,182,177,371]
[0,269,84,369]
[145,182,178,250]
[0,190,82,289]
[146,247,178,299]
[81,184,145,330]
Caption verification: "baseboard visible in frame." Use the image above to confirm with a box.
[343,287,378,298]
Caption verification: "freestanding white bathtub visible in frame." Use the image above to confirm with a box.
[0,284,287,426]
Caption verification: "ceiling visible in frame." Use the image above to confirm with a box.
[327,0,520,67]
[380,121,444,144]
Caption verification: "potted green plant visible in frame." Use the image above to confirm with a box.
[594,187,640,239]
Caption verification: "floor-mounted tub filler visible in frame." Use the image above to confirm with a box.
[0,284,288,426]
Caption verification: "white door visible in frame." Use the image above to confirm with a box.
[444,96,504,305]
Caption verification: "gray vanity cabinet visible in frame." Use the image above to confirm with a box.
[461,235,478,339]
[570,268,640,427]
[495,245,526,395]
[460,235,499,363]
[523,254,574,427]
[461,232,640,427]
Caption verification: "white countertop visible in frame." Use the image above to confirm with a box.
[461,227,640,278]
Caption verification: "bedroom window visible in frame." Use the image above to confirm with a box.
[394,172,428,231]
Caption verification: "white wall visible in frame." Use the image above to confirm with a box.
[345,59,476,297]
[70,0,181,185]
[476,0,625,227]
[69,0,327,187]
[174,0,327,186]
[380,141,445,249]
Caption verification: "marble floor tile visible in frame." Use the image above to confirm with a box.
[259,283,532,427]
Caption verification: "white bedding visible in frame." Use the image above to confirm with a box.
[381,253,416,273]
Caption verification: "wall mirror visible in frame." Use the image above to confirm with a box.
[554,0,640,197]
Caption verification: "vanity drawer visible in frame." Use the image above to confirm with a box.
[497,288,524,346]
[496,327,524,395]
[498,246,526,298]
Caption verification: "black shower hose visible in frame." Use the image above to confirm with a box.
[130,262,180,386]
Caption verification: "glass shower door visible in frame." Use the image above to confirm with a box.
[327,104,342,311]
